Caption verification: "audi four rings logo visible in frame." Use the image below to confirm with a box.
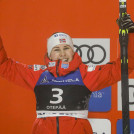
[74,44,106,64]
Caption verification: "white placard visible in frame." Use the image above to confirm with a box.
[72,38,110,65]
[88,118,111,134]
[118,79,134,111]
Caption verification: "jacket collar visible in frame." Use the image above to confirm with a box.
[45,52,82,77]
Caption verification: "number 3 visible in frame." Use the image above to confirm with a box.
[50,88,63,104]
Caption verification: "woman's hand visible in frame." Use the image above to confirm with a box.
[116,13,134,33]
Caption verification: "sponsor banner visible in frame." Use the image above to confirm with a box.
[89,119,111,134]
[72,38,110,65]
[118,79,134,111]
[89,86,111,112]
[37,110,88,118]
[117,119,134,134]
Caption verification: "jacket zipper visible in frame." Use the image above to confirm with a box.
[56,60,60,77]
[56,60,60,134]
[56,117,59,134]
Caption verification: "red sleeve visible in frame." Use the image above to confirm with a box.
[80,33,134,92]
[0,37,45,90]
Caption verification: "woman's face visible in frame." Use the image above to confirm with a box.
[49,44,74,62]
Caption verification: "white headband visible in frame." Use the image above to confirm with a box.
[47,32,74,57]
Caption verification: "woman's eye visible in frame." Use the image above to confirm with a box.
[54,49,60,51]
[64,47,69,50]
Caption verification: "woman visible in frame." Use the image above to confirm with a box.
[0,14,134,134]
